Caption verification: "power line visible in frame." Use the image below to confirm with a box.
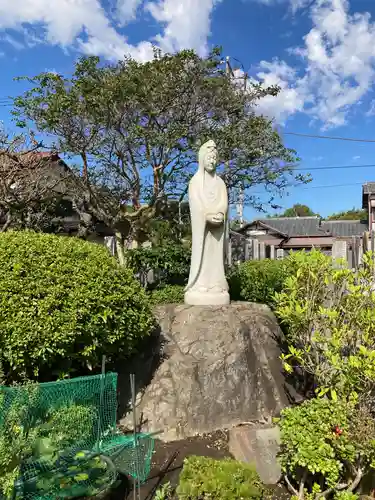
[284,131,375,143]
[297,181,364,190]
[295,163,375,171]
[251,181,365,196]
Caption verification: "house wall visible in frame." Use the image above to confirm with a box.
[283,236,335,248]
[369,196,375,232]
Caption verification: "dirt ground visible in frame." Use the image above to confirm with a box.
[106,430,290,500]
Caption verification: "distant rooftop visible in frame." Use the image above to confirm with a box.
[362,182,375,208]
[239,216,368,238]
[363,182,375,195]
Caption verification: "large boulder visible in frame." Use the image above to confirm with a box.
[121,302,289,441]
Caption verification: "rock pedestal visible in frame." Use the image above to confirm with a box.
[122,302,288,442]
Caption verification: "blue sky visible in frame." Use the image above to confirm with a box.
[1,0,375,220]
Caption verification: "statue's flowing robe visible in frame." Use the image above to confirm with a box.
[185,169,228,293]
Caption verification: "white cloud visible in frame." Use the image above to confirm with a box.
[255,0,375,128]
[145,0,220,55]
[254,59,309,123]
[116,0,143,25]
[353,155,361,160]
[250,0,312,14]
[0,0,218,61]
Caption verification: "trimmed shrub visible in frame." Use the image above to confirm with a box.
[0,231,154,382]
[149,285,184,305]
[176,456,265,499]
[228,258,290,305]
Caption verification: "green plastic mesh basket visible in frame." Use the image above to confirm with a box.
[0,373,154,499]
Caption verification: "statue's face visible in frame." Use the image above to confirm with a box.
[204,143,217,173]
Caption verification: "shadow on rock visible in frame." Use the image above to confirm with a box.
[116,324,168,424]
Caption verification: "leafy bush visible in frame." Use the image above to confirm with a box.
[278,397,375,499]
[176,455,265,499]
[274,250,375,401]
[154,481,174,500]
[149,285,184,305]
[127,243,190,289]
[228,258,290,305]
[334,492,359,500]
[0,384,112,499]
[0,231,154,382]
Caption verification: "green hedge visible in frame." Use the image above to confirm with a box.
[149,285,185,305]
[176,456,265,499]
[228,259,290,305]
[0,231,154,382]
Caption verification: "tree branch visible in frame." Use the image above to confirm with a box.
[284,475,298,497]
[347,467,363,492]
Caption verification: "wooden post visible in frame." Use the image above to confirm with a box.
[253,239,260,260]
[259,242,266,260]
[347,247,354,270]
[270,245,275,260]
[352,236,358,270]
[358,237,363,266]
[245,240,251,261]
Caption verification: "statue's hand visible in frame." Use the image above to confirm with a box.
[207,212,224,226]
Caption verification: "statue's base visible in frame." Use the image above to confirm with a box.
[121,302,288,441]
[184,289,230,306]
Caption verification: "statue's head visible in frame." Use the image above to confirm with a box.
[199,140,217,174]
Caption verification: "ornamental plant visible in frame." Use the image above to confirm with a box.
[277,397,375,499]
[149,285,185,305]
[177,456,265,499]
[0,231,154,382]
[274,250,375,402]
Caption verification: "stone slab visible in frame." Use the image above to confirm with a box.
[229,425,281,485]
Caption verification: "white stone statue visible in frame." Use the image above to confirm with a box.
[184,140,230,306]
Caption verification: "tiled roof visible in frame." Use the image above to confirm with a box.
[320,220,368,237]
[241,217,368,238]
[257,217,322,236]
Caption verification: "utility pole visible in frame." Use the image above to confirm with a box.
[224,57,248,259]
[225,56,232,267]
[236,184,244,228]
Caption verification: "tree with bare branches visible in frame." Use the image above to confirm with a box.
[0,132,76,233]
